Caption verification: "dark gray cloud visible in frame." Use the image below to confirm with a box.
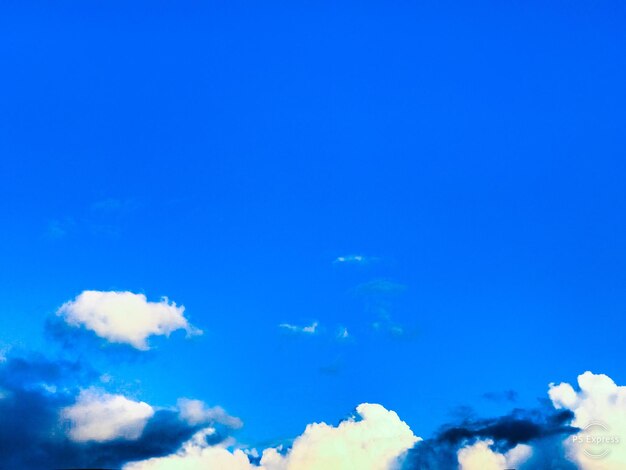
[0,353,234,469]
[402,405,578,469]
[44,316,156,363]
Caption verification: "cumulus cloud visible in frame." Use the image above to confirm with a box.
[62,389,155,442]
[262,403,419,470]
[457,439,532,470]
[57,290,201,350]
[126,403,419,470]
[550,371,626,469]
[278,321,318,334]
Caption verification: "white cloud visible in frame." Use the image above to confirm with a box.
[278,321,318,334]
[549,371,626,469]
[125,403,419,470]
[334,254,383,266]
[457,439,532,470]
[62,389,154,442]
[177,398,243,429]
[334,254,369,264]
[57,290,201,350]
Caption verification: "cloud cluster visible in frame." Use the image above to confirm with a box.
[403,372,626,469]
[2,344,626,470]
[57,290,201,350]
[0,352,240,469]
[125,403,419,470]
[5,291,626,470]
[403,396,577,469]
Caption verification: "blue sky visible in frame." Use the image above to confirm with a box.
[1,1,626,468]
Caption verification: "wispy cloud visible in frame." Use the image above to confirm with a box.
[337,327,350,340]
[177,399,243,429]
[372,321,404,337]
[333,254,377,265]
[354,279,406,296]
[91,198,140,214]
[44,198,140,240]
[278,321,318,334]
[45,218,75,240]
[482,390,518,403]
[319,361,342,376]
[353,279,412,338]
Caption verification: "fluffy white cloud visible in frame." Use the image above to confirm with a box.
[261,403,419,470]
[125,427,256,470]
[457,439,532,470]
[178,398,243,429]
[125,403,419,470]
[550,371,626,470]
[62,389,154,442]
[278,321,318,334]
[57,290,201,350]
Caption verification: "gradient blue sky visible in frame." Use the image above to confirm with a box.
[1,0,626,453]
